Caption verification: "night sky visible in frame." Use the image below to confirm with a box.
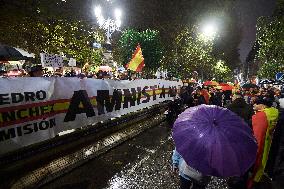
[235,0,276,62]
[97,0,277,63]
[0,0,277,64]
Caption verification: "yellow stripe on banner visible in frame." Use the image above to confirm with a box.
[0,89,173,124]
[0,102,70,124]
[53,102,70,112]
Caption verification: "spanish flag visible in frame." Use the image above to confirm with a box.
[126,44,145,72]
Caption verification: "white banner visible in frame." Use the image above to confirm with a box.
[40,53,64,67]
[0,78,182,154]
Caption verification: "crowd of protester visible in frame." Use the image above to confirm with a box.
[0,64,169,80]
[1,63,284,189]
[177,84,284,109]
[170,83,284,189]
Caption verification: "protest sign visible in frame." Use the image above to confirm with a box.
[0,78,182,154]
[40,53,64,67]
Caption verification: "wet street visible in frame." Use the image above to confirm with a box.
[39,120,283,189]
[39,122,228,189]
[40,122,181,189]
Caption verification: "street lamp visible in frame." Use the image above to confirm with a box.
[202,24,217,39]
[200,21,218,41]
[94,5,122,44]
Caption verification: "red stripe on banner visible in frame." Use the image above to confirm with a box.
[0,96,98,113]
[0,110,67,128]
[0,99,70,113]
[0,89,174,128]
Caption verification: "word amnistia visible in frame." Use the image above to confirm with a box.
[64,85,178,122]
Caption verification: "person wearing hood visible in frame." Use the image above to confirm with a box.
[227,93,254,126]
[247,98,279,189]
[172,149,209,189]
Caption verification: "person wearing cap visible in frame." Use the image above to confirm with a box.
[172,148,209,189]
[247,98,279,189]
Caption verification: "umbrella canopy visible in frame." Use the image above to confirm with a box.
[274,80,284,85]
[219,83,234,91]
[173,105,257,177]
[0,45,32,61]
[242,83,258,89]
[259,79,275,84]
[222,85,234,91]
[219,83,229,86]
[259,79,269,84]
[14,48,35,58]
[204,81,219,86]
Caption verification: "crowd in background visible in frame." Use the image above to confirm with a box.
[178,84,283,109]
[170,84,284,189]
[1,62,284,189]
[0,64,170,80]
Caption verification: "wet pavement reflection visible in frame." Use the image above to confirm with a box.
[41,122,229,189]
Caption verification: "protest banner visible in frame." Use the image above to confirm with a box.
[40,53,64,67]
[0,78,182,154]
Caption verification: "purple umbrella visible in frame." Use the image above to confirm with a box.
[173,104,257,178]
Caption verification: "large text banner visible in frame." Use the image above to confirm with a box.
[0,78,182,154]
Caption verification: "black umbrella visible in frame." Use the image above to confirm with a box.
[260,79,278,85]
[259,79,270,84]
[274,81,283,85]
[0,45,30,61]
[242,83,258,89]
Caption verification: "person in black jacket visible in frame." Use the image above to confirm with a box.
[223,90,232,106]
[209,88,223,106]
[226,93,255,189]
[227,93,254,126]
[180,86,194,107]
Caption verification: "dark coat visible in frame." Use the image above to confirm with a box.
[194,94,206,106]
[227,98,254,126]
[180,91,194,107]
[210,93,223,106]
